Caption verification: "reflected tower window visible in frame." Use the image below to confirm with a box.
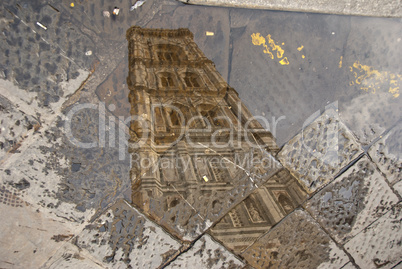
[159,72,175,87]
[184,73,201,87]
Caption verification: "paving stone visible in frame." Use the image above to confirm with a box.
[74,199,182,268]
[0,2,94,107]
[0,201,80,269]
[340,262,357,269]
[305,156,399,244]
[368,122,401,188]
[0,103,131,223]
[0,94,39,160]
[166,234,245,268]
[345,203,402,269]
[278,108,363,193]
[210,168,308,254]
[241,209,350,269]
[43,243,105,269]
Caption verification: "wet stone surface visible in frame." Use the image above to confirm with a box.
[277,108,363,193]
[0,1,95,107]
[368,121,402,190]
[166,234,245,268]
[0,103,131,222]
[241,209,350,269]
[134,147,282,241]
[304,156,399,244]
[210,168,308,254]
[345,203,402,269]
[74,199,182,268]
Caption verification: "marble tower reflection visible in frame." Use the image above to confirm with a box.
[126,27,307,249]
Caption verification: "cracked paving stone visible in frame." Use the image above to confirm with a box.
[277,107,363,193]
[304,155,399,244]
[241,209,351,269]
[165,234,245,268]
[209,168,308,254]
[368,121,402,195]
[345,203,402,269]
[74,199,182,268]
[0,103,131,223]
[0,94,39,160]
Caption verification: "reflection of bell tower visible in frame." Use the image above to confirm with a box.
[126,27,303,240]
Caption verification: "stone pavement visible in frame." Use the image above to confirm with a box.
[179,0,402,18]
[0,0,401,268]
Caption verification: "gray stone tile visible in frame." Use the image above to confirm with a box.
[368,122,401,187]
[40,243,105,269]
[241,209,350,269]
[0,106,131,223]
[278,108,363,193]
[0,202,79,269]
[75,199,182,268]
[305,156,399,244]
[345,203,402,269]
[0,2,93,107]
[166,234,245,268]
[0,95,39,160]
[341,262,357,269]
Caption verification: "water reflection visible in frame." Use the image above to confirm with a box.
[125,26,307,245]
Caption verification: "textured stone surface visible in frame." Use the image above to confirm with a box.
[0,2,95,107]
[345,203,402,269]
[74,199,182,268]
[0,202,80,269]
[241,209,350,269]
[43,243,105,269]
[0,95,39,160]
[166,234,245,268]
[278,108,363,193]
[180,0,402,17]
[0,104,131,223]
[305,156,399,244]
[368,122,401,187]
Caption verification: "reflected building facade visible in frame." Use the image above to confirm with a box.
[126,27,306,246]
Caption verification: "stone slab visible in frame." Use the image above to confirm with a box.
[278,107,363,193]
[304,156,399,244]
[345,203,402,269]
[368,121,402,187]
[180,0,402,17]
[0,201,80,269]
[241,209,350,269]
[74,199,182,268]
[166,234,245,268]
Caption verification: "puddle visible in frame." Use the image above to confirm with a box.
[0,0,401,267]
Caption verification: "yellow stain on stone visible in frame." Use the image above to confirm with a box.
[297,45,304,51]
[279,57,290,65]
[339,56,343,68]
[251,32,289,65]
[302,55,305,59]
[349,61,401,98]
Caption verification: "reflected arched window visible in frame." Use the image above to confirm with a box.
[154,44,186,62]
[159,72,175,87]
[184,73,200,88]
[278,194,294,214]
[157,51,179,62]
